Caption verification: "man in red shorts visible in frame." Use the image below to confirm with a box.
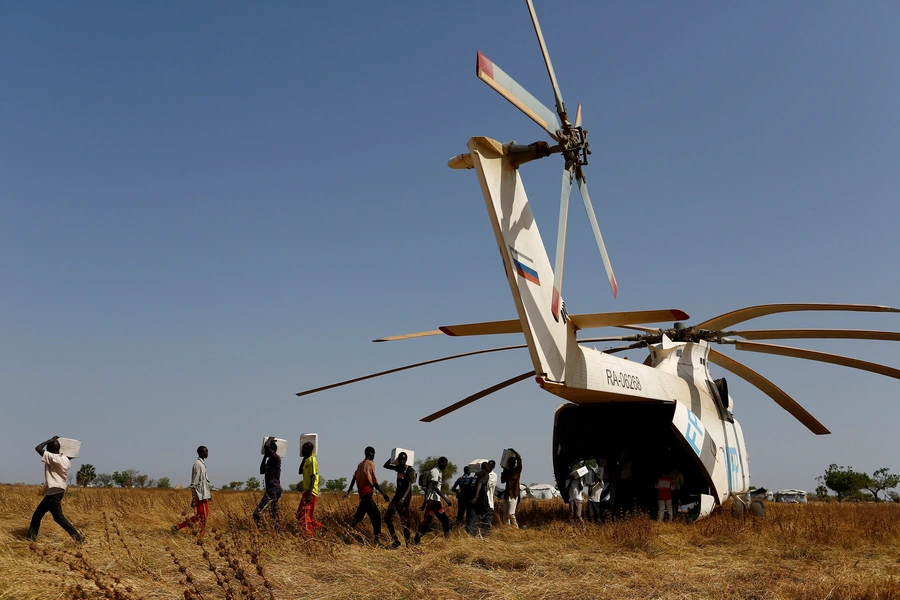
[172,445,211,536]
[346,446,390,545]
[414,456,453,544]
[296,442,324,535]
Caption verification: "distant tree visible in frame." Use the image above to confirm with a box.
[862,468,900,501]
[818,464,870,501]
[126,469,141,485]
[887,491,900,503]
[322,477,347,492]
[245,477,261,492]
[76,464,96,487]
[96,473,115,488]
[113,471,131,488]
[416,457,458,494]
[380,479,397,495]
[227,481,243,491]
[134,474,150,488]
[156,477,171,489]
[288,483,301,492]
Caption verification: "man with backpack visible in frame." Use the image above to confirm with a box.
[451,466,477,528]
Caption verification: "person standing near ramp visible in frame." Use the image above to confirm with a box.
[656,471,674,522]
[346,446,390,545]
[172,445,211,536]
[27,436,84,543]
[500,449,522,528]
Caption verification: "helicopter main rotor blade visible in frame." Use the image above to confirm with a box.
[694,304,900,331]
[525,0,567,120]
[707,348,829,435]
[420,371,535,422]
[727,328,900,342]
[295,344,528,397]
[724,340,900,381]
[602,342,649,355]
[614,324,662,334]
[578,335,645,344]
[574,103,582,129]
[375,309,689,342]
[551,168,574,320]
[476,51,561,141]
[374,320,522,342]
[576,173,618,298]
[570,309,689,331]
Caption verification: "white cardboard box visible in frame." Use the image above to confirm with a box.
[468,458,490,473]
[57,438,80,459]
[500,449,517,469]
[299,433,318,456]
[261,437,287,458]
[574,465,589,479]
[390,447,414,467]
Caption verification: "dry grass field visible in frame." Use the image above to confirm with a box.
[2,485,899,600]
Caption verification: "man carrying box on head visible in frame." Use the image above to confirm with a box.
[253,437,283,534]
[382,451,416,548]
[296,442,324,535]
[500,449,522,528]
[172,445,211,536]
[27,436,85,543]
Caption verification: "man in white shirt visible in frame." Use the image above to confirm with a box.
[27,436,84,543]
[172,446,211,535]
[486,460,498,511]
[565,470,585,526]
[414,456,452,544]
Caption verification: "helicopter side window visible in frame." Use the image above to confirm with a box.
[712,378,734,423]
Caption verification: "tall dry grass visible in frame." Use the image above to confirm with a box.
[2,485,899,599]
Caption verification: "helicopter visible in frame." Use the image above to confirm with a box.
[298,0,900,521]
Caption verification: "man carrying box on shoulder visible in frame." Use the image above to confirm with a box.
[28,436,84,544]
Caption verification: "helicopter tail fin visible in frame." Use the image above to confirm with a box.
[467,137,571,384]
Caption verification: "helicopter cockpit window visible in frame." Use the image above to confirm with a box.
[711,378,734,423]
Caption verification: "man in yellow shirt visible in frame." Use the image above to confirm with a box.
[296,442,324,535]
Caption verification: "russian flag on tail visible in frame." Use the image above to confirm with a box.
[510,246,540,285]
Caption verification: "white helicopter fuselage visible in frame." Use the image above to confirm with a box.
[469,135,749,515]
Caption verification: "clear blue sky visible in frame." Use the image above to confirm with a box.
[3,2,900,495]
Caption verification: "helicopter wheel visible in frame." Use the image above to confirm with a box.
[731,500,745,520]
[749,499,765,518]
